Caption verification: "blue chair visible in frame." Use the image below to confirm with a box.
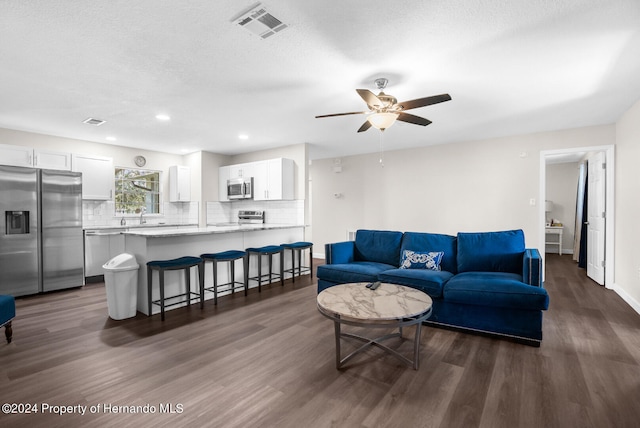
[0,295,16,344]
[201,250,248,304]
[281,242,313,283]
[147,256,204,321]
[246,245,285,292]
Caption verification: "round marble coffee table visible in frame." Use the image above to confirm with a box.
[317,282,433,370]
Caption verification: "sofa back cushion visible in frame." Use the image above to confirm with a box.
[354,229,403,266]
[401,232,457,273]
[457,229,525,274]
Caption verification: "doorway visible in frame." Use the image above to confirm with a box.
[539,145,615,288]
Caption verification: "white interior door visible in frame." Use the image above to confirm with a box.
[587,152,606,285]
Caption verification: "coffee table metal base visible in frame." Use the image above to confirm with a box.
[328,310,432,370]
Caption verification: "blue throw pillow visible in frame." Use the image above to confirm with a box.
[400,250,444,270]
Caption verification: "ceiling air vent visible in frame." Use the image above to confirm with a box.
[83,117,106,126]
[232,2,288,39]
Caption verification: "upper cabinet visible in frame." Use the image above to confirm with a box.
[169,165,191,202]
[72,154,114,200]
[229,162,254,179]
[33,149,72,170]
[219,157,294,202]
[253,158,294,201]
[0,144,33,167]
[218,165,230,202]
[0,144,71,170]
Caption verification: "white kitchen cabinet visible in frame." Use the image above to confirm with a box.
[72,154,114,200]
[0,144,71,170]
[219,165,230,202]
[0,144,34,167]
[229,162,253,178]
[253,158,294,201]
[169,165,191,202]
[33,149,72,170]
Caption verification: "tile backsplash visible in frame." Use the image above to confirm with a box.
[206,200,304,225]
[83,201,199,227]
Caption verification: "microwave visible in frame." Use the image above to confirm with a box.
[227,177,253,200]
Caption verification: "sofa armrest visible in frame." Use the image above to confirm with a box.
[523,248,542,287]
[325,241,356,264]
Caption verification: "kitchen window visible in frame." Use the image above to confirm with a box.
[115,167,161,215]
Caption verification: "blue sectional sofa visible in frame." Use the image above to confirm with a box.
[317,229,549,346]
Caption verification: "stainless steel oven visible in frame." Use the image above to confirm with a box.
[227,177,253,200]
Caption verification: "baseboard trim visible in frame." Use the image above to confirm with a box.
[611,282,640,315]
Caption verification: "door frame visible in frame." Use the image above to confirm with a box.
[539,145,615,288]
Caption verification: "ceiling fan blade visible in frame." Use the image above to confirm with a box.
[356,89,383,108]
[357,121,372,133]
[315,111,367,118]
[397,112,432,126]
[397,94,452,111]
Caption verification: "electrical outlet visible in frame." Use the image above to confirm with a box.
[529,198,536,206]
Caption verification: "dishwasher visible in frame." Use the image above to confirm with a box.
[84,229,126,278]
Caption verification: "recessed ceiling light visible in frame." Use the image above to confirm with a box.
[155,114,171,121]
[238,134,249,140]
[105,136,117,141]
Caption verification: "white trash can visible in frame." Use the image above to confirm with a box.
[102,253,140,320]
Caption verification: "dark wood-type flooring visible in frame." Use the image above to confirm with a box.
[1,254,640,427]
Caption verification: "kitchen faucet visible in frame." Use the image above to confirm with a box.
[139,207,146,224]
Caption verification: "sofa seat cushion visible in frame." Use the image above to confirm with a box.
[317,261,395,284]
[444,272,549,310]
[378,269,453,298]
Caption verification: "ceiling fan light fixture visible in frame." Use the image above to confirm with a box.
[367,112,398,131]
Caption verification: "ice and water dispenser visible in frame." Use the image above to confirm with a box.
[5,211,30,234]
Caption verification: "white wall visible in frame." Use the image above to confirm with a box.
[545,162,579,254]
[311,124,615,257]
[614,98,640,311]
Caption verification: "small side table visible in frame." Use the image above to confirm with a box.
[545,226,563,255]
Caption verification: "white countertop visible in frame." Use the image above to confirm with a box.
[123,224,305,238]
[84,223,198,231]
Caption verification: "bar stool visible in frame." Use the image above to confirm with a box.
[200,250,248,304]
[246,245,285,292]
[281,241,313,283]
[147,256,204,321]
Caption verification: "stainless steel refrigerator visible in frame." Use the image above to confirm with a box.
[0,165,84,296]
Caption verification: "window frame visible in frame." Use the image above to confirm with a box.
[114,166,163,216]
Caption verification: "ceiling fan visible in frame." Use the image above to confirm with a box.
[315,78,451,132]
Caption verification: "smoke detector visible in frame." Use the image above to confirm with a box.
[232,2,288,39]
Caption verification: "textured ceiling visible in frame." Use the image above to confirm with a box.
[1,0,639,160]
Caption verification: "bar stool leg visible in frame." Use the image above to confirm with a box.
[213,260,218,304]
[268,254,273,285]
[185,267,192,308]
[257,254,262,292]
[243,255,249,296]
[280,251,284,286]
[198,261,204,309]
[147,266,153,316]
[230,259,236,296]
[310,247,313,279]
[159,270,166,321]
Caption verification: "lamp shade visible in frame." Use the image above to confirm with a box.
[545,200,553,212]
[367,112,399,130]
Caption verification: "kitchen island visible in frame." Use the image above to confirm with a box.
[123,224,305,316]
